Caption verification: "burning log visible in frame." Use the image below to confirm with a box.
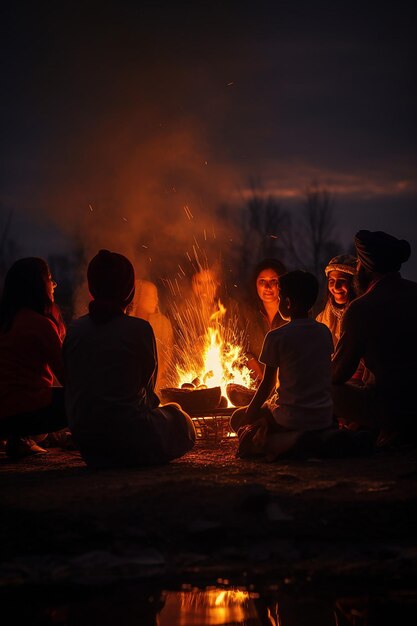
[171,299,255,407]
[226,383,256,407]
[160,385,222,413]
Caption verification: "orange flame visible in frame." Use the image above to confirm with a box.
[176,300,253,404]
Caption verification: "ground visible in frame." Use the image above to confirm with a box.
[1,437,417,622]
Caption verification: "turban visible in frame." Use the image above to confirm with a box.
[354,230,411,273]
[87,250,135,323]
[324,254,357,277]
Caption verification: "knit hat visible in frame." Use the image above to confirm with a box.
[87,249,135,306]
[354,230,411,273]
[324,254,357,277]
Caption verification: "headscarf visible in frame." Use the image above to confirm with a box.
[87,250,135,324]
[355,230,411,273]
[324,254,357,277]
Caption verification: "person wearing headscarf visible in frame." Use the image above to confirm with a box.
[316,254,357,347]
[63,250,195,469]
[332,230,417,446]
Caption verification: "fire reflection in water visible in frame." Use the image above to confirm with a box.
[159,588,262,626]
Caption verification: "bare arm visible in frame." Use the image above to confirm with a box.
[244,365,277,423]
[246,356,264,383]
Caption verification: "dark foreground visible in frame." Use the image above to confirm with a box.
[1,436,417,623]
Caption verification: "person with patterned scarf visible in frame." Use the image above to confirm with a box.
[316,254,357,347]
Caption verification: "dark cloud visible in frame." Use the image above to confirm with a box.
[1,1,416,280]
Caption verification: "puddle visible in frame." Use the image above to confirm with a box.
[2,583,417,625]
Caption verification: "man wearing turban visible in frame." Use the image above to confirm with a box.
[332,230,417,446]
[63,250,195,468]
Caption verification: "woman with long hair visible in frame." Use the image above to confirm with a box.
[243,257,288,383]
[0,257,67,458]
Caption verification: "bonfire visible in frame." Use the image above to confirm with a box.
[162,298,256,413]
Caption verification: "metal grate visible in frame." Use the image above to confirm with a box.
[190,408,235,443]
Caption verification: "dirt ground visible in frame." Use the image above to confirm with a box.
[1,434,417,599]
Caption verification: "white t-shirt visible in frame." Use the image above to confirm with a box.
[260,318,333,430]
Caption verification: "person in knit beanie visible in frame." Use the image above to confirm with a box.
[332,230,417,447]
[63,250,196,469]
[354,230,411,294]
[87,249,135,324]
[316,254,357,347]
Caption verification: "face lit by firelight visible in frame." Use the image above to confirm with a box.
[256,269,279,305]
[327,270,349,305]
[47,273,57,302]
[135,280,158,316]
[192,269,219,302]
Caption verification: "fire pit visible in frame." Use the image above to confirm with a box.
[190,407,235,442]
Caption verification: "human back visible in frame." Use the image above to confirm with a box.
[63,249,195,468]
[262,317,333,430]
[63,313,159,434]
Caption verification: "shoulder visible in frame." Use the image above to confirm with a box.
[267,322,289,340]
[107,315,155,338]
[312,319,333,341]
[65,314,90,333]
[19,309,60,337]
[124,315,155,340]
[343,294,368,320]
[124,315,151,329]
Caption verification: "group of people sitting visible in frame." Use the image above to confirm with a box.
[0,229,416,467]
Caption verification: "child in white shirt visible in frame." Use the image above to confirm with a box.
[231,270,334,459]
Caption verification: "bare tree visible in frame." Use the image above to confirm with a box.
[284,182,340,277]
[238,180,290,283]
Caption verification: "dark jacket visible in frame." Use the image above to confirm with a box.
[332,272,417,423]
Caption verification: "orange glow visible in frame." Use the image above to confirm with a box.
[159,588,260,625]
[176,300,253,405]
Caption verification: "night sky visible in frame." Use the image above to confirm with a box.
[2,1,416,280]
